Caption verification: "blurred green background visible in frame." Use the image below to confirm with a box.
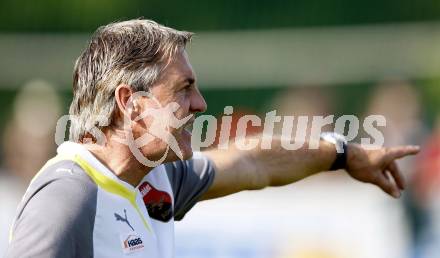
[2,0,440,32]
[2,1,440,258]
[1,0,440,123]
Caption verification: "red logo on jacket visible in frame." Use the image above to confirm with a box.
[138,182,173,222]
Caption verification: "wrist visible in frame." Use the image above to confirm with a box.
[320,132,348,171]
[345,143,362,172]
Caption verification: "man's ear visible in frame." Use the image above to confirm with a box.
[114,84,139,121]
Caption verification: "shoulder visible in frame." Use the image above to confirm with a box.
[24,159,97,207]
[164,152,216,177]
[12,159,98,236]
[7,159,97,258]
[162,152,216,220]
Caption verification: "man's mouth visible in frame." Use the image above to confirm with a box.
[184,122,193,133]
[182,116,195,133]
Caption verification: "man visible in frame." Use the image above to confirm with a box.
[6,19,419,258]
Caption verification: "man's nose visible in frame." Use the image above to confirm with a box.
[191,87,207,113]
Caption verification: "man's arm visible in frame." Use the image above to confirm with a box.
[201,136,419,200]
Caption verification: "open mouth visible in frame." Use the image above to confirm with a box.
[184,122,193,133]
[182,116,195,133]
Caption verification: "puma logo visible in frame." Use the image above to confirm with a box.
[114,209,134,231]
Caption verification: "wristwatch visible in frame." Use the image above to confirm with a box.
[320,132,348,171]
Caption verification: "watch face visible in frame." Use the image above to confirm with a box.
[320,132,347,154]
[321,132,347,144]
[321,133,338,145]
[333,133,348,144]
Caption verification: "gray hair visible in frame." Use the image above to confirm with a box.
[69,19,193,142]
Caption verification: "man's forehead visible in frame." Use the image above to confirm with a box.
[165,51,196,82]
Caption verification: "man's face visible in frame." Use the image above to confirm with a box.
[131,50,207,164]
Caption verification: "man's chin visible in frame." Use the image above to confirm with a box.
[182,129,194,158]
[161,131,193,163]
[180,149,194,160]
[164,146,193,163]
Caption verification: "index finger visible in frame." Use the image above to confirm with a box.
[386,145,420,160]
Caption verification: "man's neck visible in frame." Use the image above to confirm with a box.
[84,140,153,187]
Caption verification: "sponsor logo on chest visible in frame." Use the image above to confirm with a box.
[120,232,145,254]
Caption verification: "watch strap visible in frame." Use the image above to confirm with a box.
[330,141,347,170]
